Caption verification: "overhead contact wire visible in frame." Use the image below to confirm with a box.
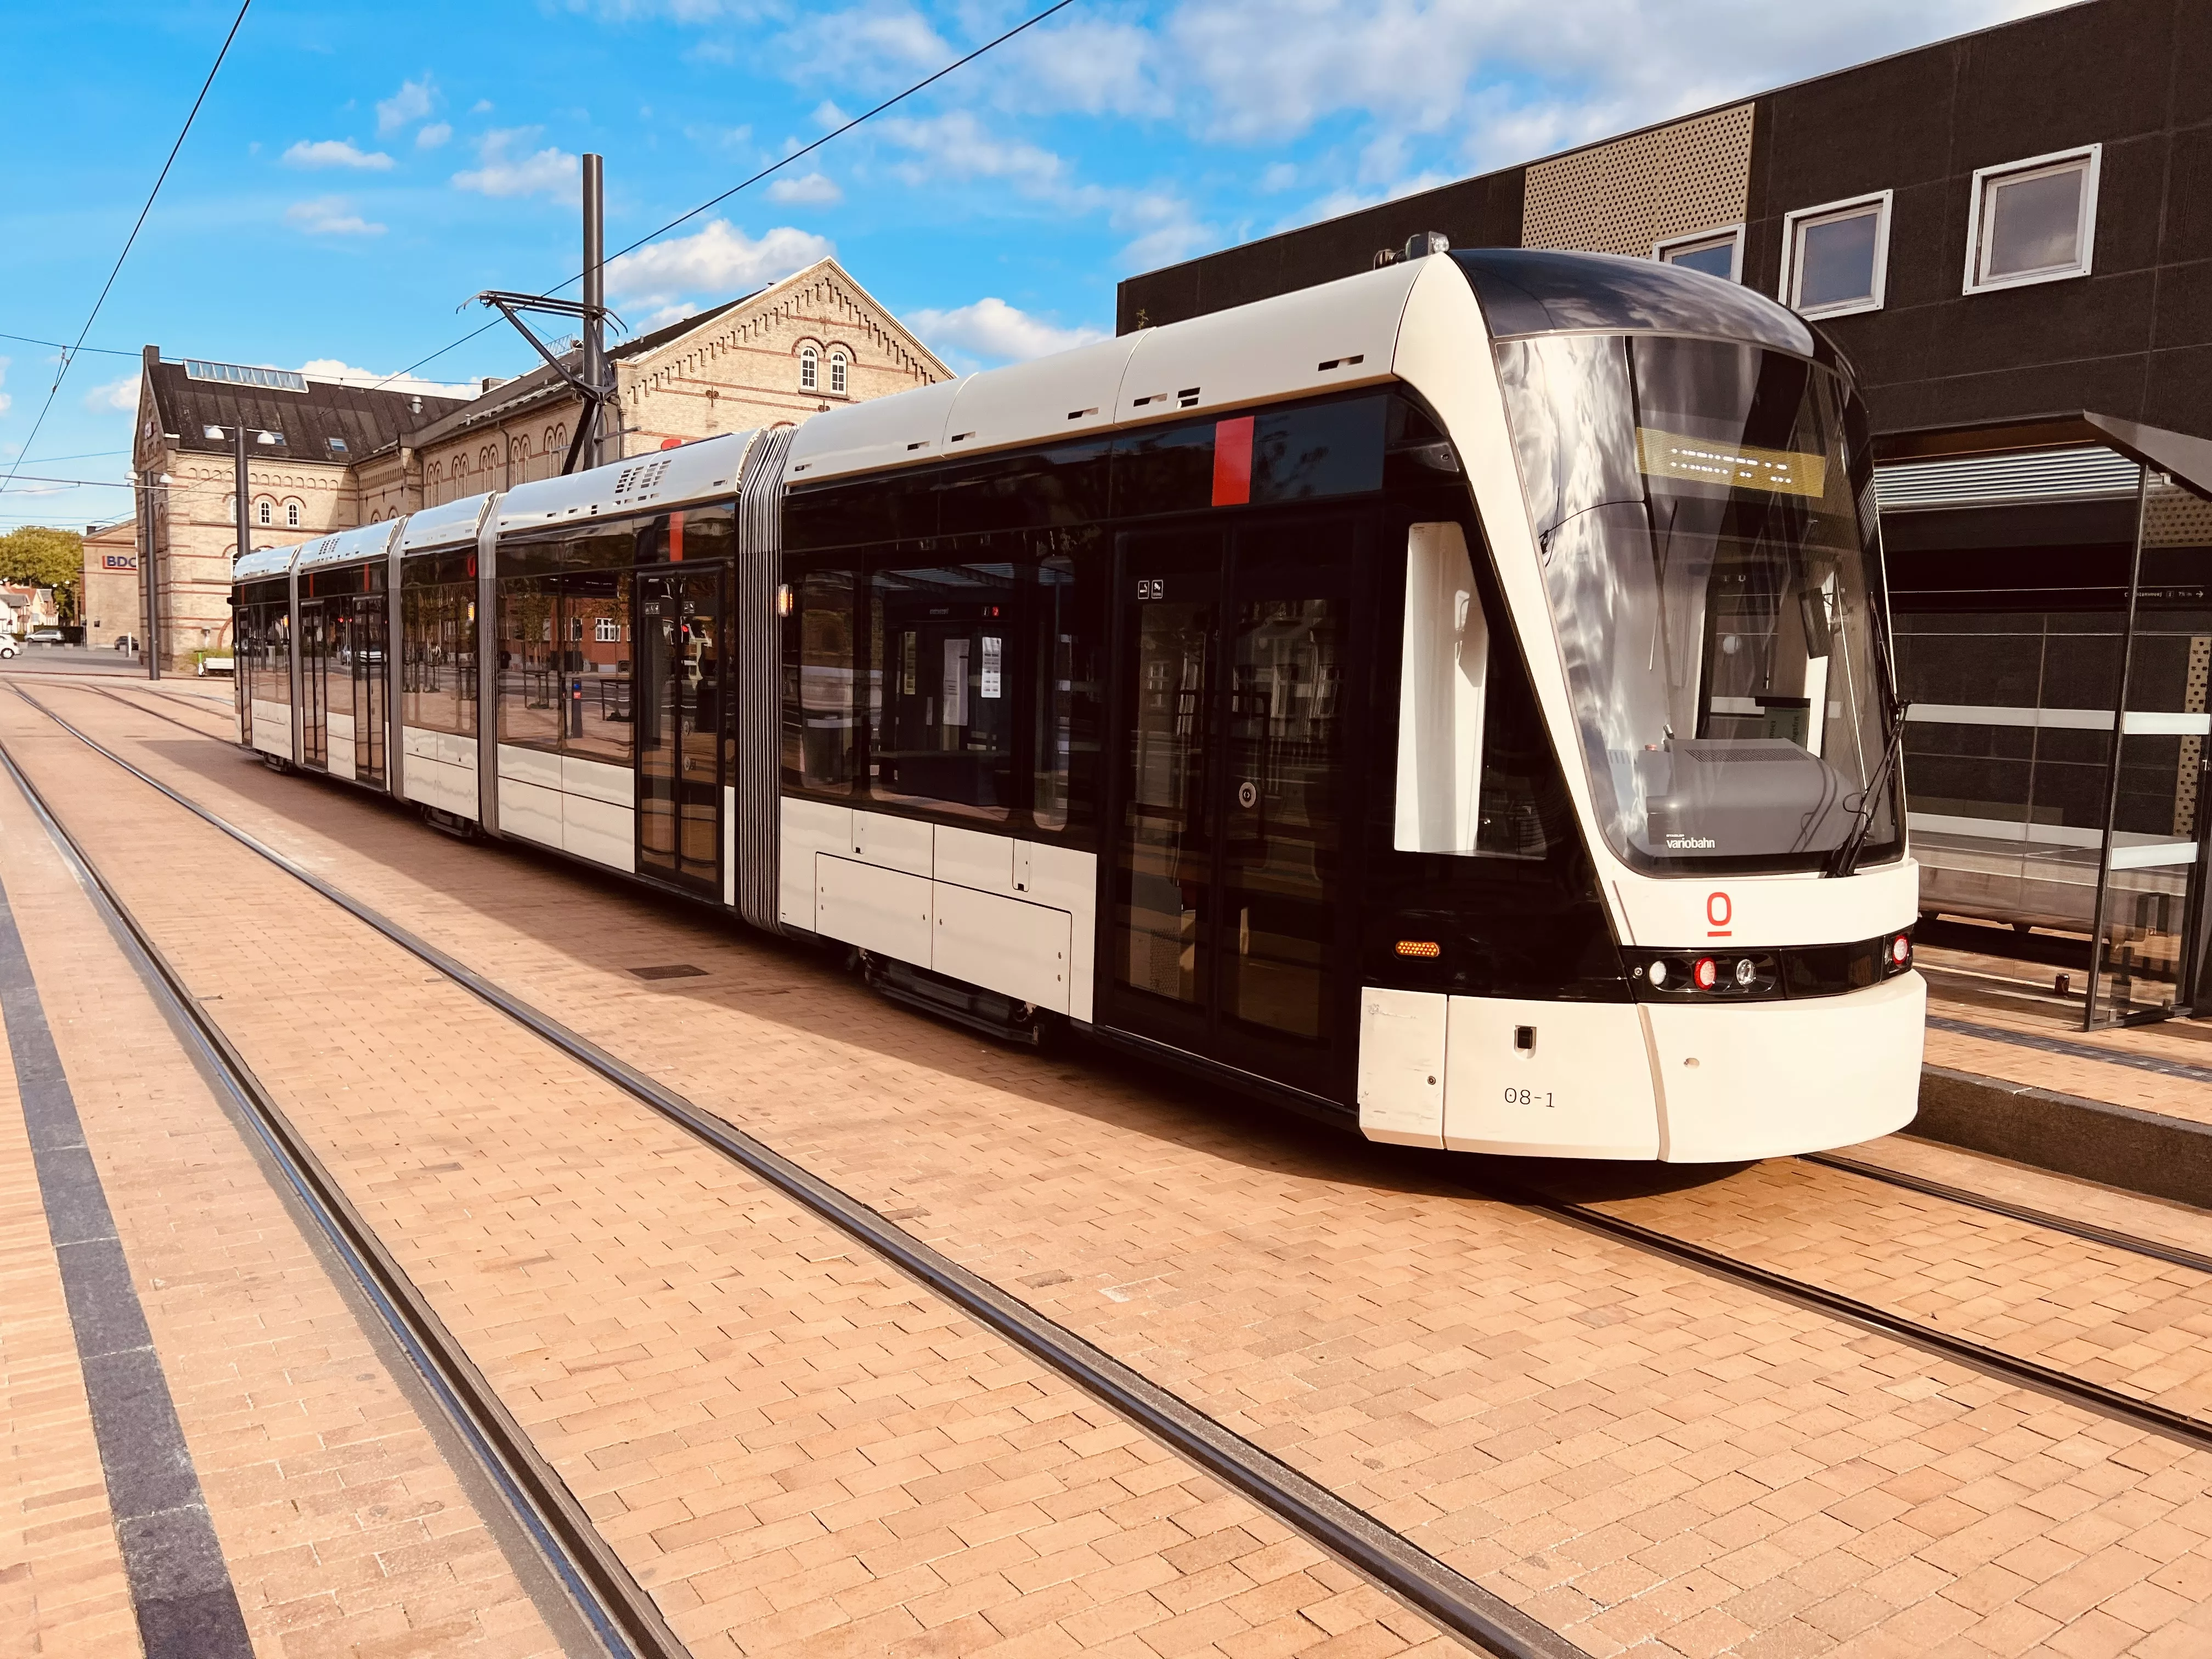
[364,0,1079,391]
[0,0,254,499]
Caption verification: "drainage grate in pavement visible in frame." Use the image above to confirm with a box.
[628,964,708,980]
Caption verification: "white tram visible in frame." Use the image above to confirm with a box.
[232,244,1925,1162]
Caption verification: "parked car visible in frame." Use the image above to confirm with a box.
[25,627,64,645]
[112,634,138,652]
[0,639,17,659]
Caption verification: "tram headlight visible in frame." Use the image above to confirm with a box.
[1646,961,1668,988]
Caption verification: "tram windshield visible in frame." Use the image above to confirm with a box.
[1495,332,1900,874]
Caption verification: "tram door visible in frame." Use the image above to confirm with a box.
[1103,518,1370,1102]
[635,566,724,895]
[352,600,386,786]
[299,599,329,771]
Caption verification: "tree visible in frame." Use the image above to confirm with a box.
[0,526,84,624]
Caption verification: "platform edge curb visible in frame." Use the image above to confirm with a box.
[1913,1063,2212,1210]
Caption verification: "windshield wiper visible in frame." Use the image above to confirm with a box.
[1825,700,1911,878]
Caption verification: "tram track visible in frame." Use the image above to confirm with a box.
[16,674,2212,1638]
[0,733,687,1659]
[59,676,2212,1268]
[0,679,1578,1659]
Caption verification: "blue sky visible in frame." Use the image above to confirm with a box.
[1,0,2066,533]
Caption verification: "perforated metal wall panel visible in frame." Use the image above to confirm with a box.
[1520,104,1754,257]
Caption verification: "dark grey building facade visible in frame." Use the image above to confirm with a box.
[1117,0,2212,1023]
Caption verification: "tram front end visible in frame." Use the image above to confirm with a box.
[1358,247,1924,1163]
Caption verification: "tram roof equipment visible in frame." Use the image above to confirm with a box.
[295,520,404,573]
[493,428,760,533]
[782,255,1426,484]
[398,491,495,555]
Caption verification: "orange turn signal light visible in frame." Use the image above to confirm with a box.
[1394,940,1442,959]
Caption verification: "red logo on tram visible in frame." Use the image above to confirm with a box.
[1706,891,1733,938]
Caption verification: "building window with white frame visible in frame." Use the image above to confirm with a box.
[799,345,819,392]
[1653,225,1743,282]
[595,615,620,644]
[284,499,302,528]
[256,498,273,526]
[829,349,848,396]
[1965,145,2101,294]
[1782,191,1893,319]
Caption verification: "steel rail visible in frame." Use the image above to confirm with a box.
[1505,1187,2212,1454]
[16,675,236,741]
[1802,1152,2212,1278]
[3,680,1584,1659]
[0,732,687,1659]
[66,677,2212,1282]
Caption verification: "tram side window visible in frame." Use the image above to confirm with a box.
[498,576,562,752]
[561,569,631,768]
[401,555,476,737]
[240,582,290,709]
[1033,549,1103,834]
[782,563,857,792]
[870,560,1018,819]
[636,504,737,566]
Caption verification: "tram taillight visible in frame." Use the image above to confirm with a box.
[1692,957,1719,990]
[1889,933,1912,970]
[1394,940,1442,959]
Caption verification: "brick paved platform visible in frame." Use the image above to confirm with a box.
[1912,934,2212,1206]
[0,679,1450,1658]
[5,671,2212,1659]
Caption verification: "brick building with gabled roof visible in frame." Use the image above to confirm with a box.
[133,256,947,670]
[131,354,471,670]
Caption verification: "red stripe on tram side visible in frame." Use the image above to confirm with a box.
[1211,416,1254,506]
[670,511,684,561]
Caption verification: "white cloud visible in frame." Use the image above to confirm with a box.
[605,221,833,313]
[287,196,387,236]
[416,122,452,150]
[879,110,1071,197]
[765,171,842,206]
[84,373,141,414]
[987,18,1165,120]
[1110,189,1214,272]
[778,5,951,90]
[909,298,1106,367]
[376,75,437,135]
[470,98,494,114]
[298,360,478,397]
[453,128,580,199]
[282,138,393,171]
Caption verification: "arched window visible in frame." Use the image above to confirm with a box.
[799,345,819,392]
[284,499,302,528]
[830,350,848,396]
[256,498,273,526]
